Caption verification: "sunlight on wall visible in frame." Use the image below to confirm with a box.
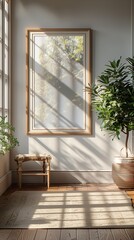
[11,0,132,183]
[29,122,126,171]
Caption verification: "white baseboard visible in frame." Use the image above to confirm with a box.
[12,170,113,184]
[0,171,12,196]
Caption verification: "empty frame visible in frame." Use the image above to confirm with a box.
[26,28,92,135]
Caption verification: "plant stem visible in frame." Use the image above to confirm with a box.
[125,128,129,158]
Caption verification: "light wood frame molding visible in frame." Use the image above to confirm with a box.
[26,28,92,135]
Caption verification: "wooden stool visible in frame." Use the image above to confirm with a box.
[15,154,52,189]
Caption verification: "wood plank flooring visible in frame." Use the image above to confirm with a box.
[0,228,134,240]
[0,183,134,240]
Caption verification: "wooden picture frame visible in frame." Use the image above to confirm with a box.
[26,28,92,135]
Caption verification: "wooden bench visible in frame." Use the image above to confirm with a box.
[15,154,52,189]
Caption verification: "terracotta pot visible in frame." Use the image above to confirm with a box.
[112,157,134,189]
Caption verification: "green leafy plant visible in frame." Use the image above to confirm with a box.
[86,57,134,157]
[0,116,19,155]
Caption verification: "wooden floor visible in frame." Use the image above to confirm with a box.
[0,228,134,240]
[0,183,134,240]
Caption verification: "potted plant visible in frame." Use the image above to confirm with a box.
[86,57,134,188]
[0,116,19,155]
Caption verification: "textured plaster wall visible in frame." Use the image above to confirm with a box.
[11,0,132,183]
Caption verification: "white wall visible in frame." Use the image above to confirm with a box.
[11,0,132,184]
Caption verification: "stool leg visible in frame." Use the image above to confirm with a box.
[47,160,50,189]
[18,171,22,189]
[43,160,46,186]
[18,161,22,189]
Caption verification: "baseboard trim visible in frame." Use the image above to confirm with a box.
[0,171,12,196]
[12,170,113,184]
